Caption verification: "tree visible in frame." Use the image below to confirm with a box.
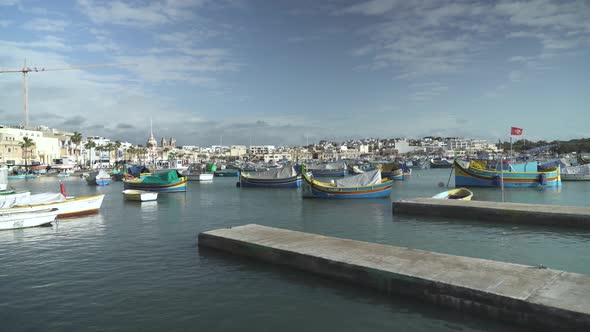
[71,131,83,163]
[84,140,96,168]
[20,137,35,168]
[105,142,115,164]
[114,141,122,161]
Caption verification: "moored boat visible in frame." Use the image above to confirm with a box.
[430,158,454,168]
[122,190,158,202]
[0,193,105,218]
[0,208,59,231]
[432,188,473,200]
[187,173,214,181]
[302,168,393,199]
[377,163,404,180]
[239,165,301,188]
[214,169,239,177]
[85,170,111,186]
[182,166,214,181]
[561,164,590,181]
[454,159,561,188]
[306,161,347,177]
[123,170,187,192]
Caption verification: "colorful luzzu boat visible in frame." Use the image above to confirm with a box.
[239,166,301,188]
[377,163,404,180]
[302,168,393,199]
[123,170,187,192]
[454,160,561,188]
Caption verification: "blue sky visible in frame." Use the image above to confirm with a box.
[0,0,589,146]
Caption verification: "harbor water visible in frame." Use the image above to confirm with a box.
[2,169,590,331]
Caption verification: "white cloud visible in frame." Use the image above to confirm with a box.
[409,82,449,101]
[77,0,207,27]
[0,36,71,51]
[339,0,400,16]
[23,18,70,32]
[341,0,590,104]
[114,49,237,86]
[0,0,19,6]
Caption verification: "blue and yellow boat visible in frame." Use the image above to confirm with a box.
[377,163,404,180]
[123,170,187,192]
[454,160,561,188]
[302,168,393,199]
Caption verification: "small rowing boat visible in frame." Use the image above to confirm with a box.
[432,188,473,200]
[122,190,158,202]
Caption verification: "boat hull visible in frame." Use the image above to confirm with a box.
[382,169,404,181]
[454,160,561,188]
[96,178,111,186]
[186,173,214,181]
[1,194,105,218]
[123,177,187,192]
[561,174,590,181]
[0,209,58,230]
[214,170,239,177]
[122,190,158,201]
[302,173,392,199]
[239,175,301,188]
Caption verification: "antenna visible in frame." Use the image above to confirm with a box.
[0,60,132,127]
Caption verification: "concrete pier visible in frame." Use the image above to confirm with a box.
[393,198,590,228]
[199,224,590,331]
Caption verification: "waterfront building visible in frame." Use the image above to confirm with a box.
[0,125,64,166]
[230,145,247,158]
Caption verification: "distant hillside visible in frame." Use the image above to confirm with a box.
[501,138,590,154]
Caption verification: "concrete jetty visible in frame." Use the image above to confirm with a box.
[199,224,590,331]
[393,198,590,228]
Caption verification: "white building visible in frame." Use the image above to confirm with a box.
[0,125,63,165]
[230,145,247,158]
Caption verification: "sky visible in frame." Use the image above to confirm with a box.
[0,0,589,146]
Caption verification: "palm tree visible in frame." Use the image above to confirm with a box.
[114,141,122,161]
[71,131,83,163]
[20,137,35,170]
[84,140,96,168]
[105,142,115,165]
[139,147,148,165]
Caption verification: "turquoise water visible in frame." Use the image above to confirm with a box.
[1,170,589,331]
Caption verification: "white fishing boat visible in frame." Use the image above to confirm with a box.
[186,173,214,181]
[122,190,158,202]
[561,164,590,181]
[0,193,105,218]
[0,208,59,230]
[181,165,214,181]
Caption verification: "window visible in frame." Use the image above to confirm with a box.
[7,148,11,152]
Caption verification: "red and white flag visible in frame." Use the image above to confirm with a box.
[510,127,523,136]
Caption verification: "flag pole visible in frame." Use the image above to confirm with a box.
[510,136,513,163]
[499,139,505,202]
